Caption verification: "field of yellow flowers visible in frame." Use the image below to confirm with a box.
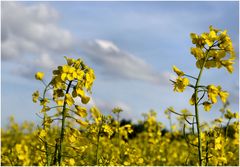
[1,26,239,166]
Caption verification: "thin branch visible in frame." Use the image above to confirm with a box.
[184,117,197,125]
[168,108,195,117]
[192,117,195,135]
[36,113,43,119]
[41,80,48,87]
[184,74,198,80]
[197,91,206,104]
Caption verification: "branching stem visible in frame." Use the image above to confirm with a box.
[58,81,72,165]
[194,47,211,166]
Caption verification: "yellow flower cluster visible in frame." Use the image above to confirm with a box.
[190,26,235,73]
[172,66,189,92]
[33,56,95,116]
[189,84,229,112]
[207,84,229,104]
[51,56,95,107]
[32,91,39,103]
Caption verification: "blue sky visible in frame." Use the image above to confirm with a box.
[1,1,239,128]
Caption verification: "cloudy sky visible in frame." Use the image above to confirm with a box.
[1,1,239,128]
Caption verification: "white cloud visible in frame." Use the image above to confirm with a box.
[2,2,171,85]
[2,2,73,60]
[80,39,170,85]
[2,2,74,78]
[95,39,120,52]
[33,53,55,69]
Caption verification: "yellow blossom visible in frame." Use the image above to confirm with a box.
[103,124,114,138]
[90,106,101,119]
[138,158,144,164]
[189,93,197,105]
[221,59,234,73]
[41,106,50,112]
[218,91,229,103]
[38,129,47,138]
[64,56,75,66]
[224,109,234,119]
[202,101,212,112]
[76,86,85,97]
[190,47,204,60]
[75,105,87,118]
[69,158,75,166]
[65,93,74,106]
[207,85,219,103]
[61,65,76,81]
[190,33,205,48]
[201,30,217,46]
[76,119,89,127]
[74,59,81,69]
[68,135,76,143]
[173,65,184,76]
[35,72,44,80]
[76,69,84,80]
[81,95,90,104]
[85,69,95,90]
[214,136,223,150]
[40,98,49,106]
[173,77,189,92]
[32,91,39,103]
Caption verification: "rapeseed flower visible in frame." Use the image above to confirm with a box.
[69,158,75,166]
[38,129,47,138]
[81,95,90,104]
[217,86,229,103]
[35,72,44,80]
[189,93,197,105]
[76,119,88,127]
[32,91,39,103]
[202,101,212,112]
[65,93,74,106]
[207,85,219,103]
[173,65,184,76]
[173,77,189,92]
[75,105,87,118]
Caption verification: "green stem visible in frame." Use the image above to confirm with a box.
[58,81,72,165]
[225,118,231,138]
[42,82,51,166]
[96,116,103,166]
[184,74,198,80]
[117,112,121,148]
[192,117,195,135]
[169,112,173,133]
[205,139,209,166]
[194,49,211,166]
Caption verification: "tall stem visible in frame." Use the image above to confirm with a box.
[117,112,121,148]
[58,81,72,165]
[169,112,173,133]
[95,116,103,166]
[194,49,210,166]
[42,83,51,166]
[225,118,231,138]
